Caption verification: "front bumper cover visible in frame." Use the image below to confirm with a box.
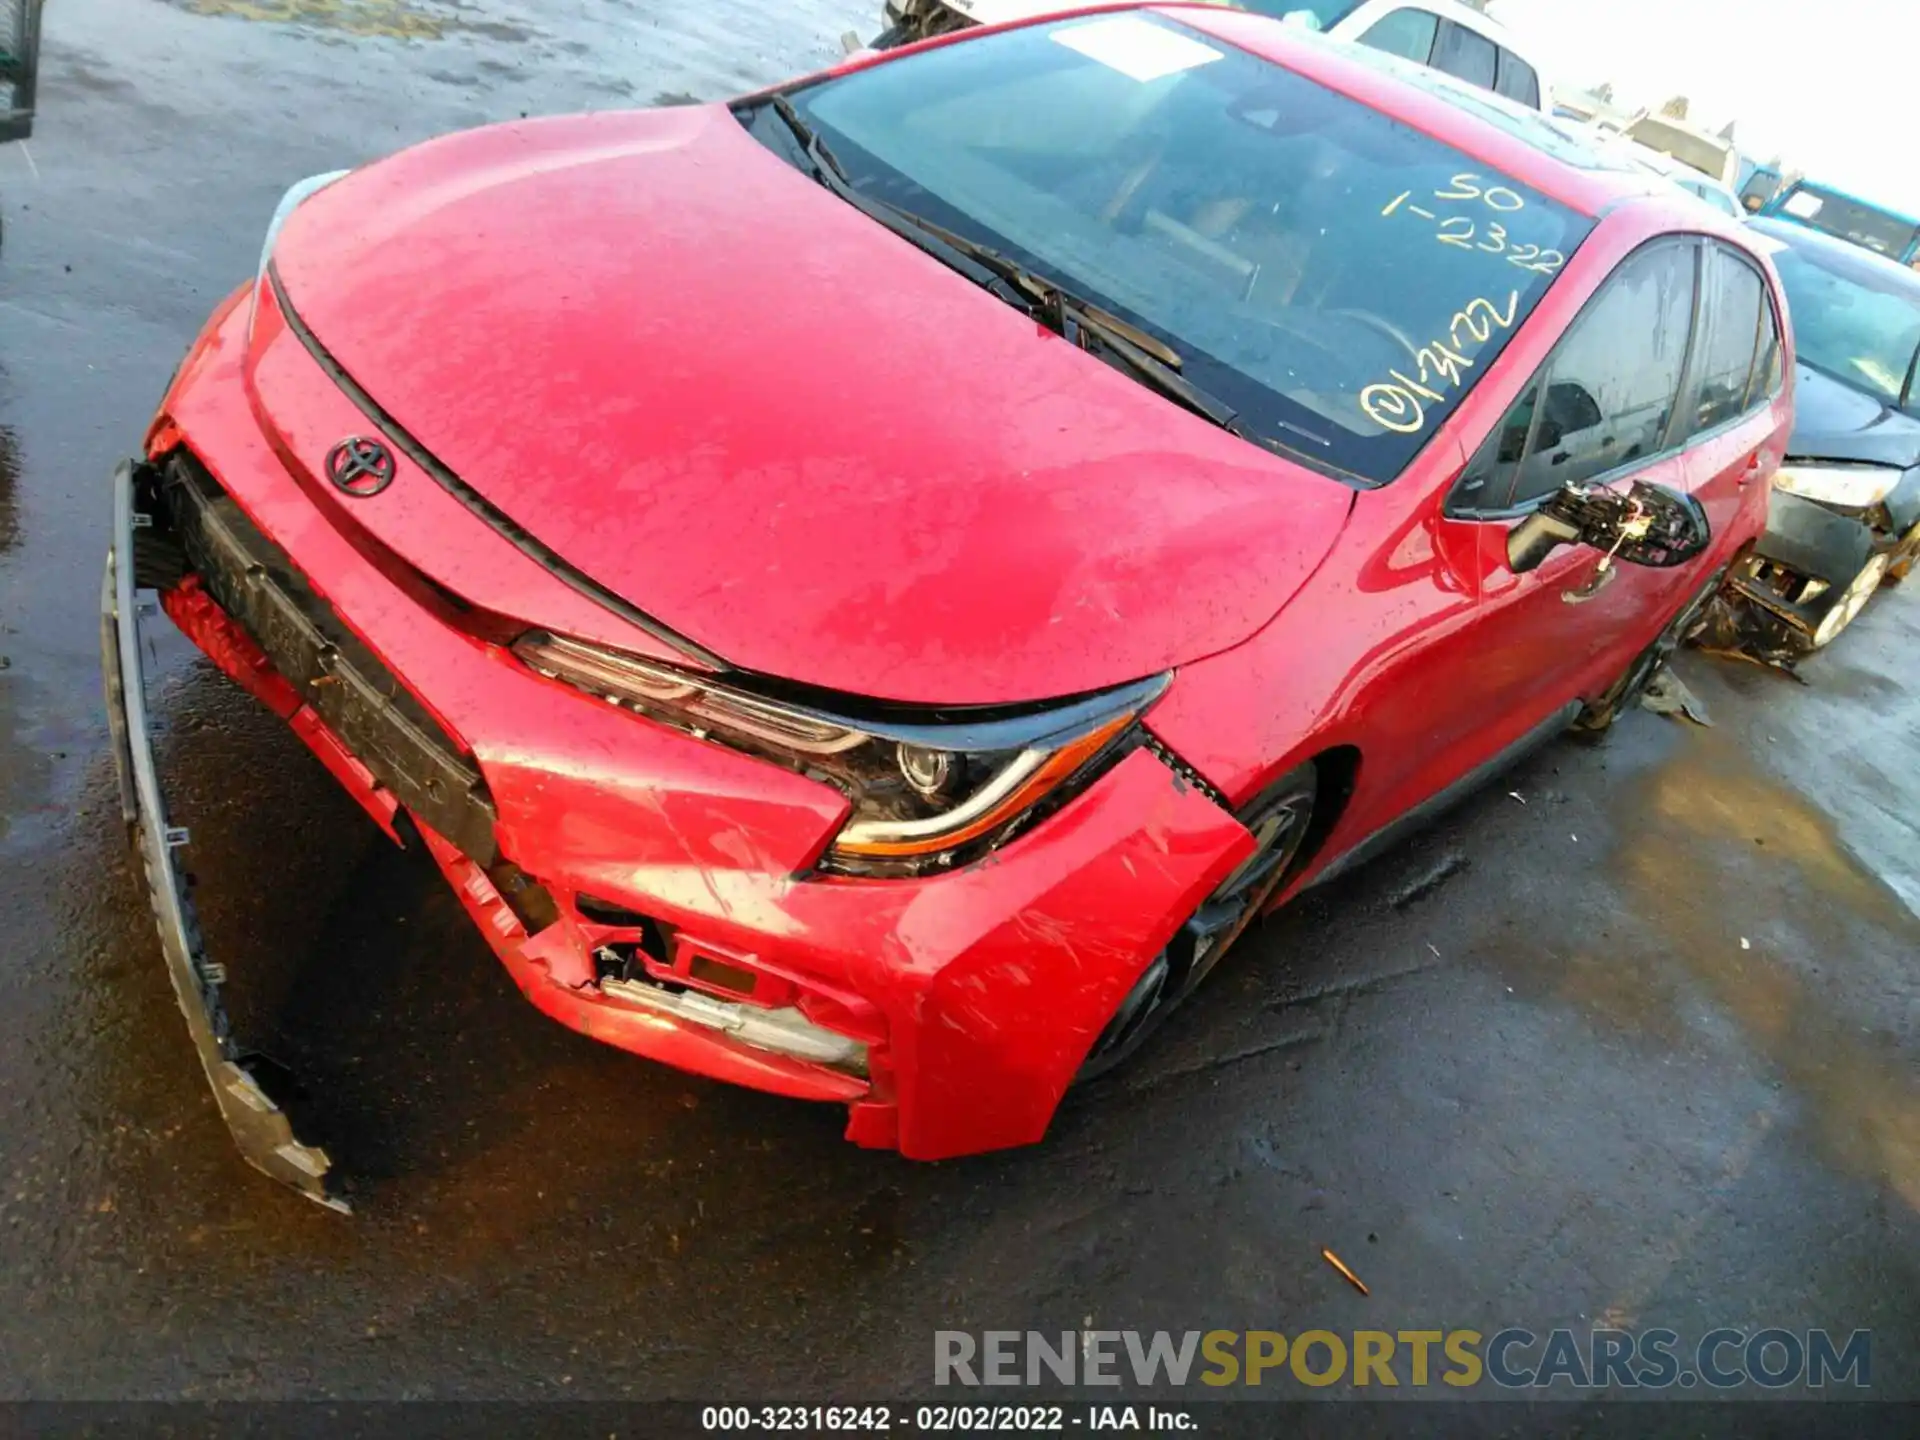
[105,438,1253,1204]
[1720,489,1879,648]
[101,461,349,1213]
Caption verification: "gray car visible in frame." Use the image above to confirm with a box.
[1715,217,1920,653]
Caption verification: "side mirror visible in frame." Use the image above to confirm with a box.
[1507,480,1711,575]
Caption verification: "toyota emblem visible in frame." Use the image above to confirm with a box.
[325,436,396,497]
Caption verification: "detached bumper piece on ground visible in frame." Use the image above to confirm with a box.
[101,463,349,1212]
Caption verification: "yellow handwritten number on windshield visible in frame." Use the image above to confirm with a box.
[1360,290,1524,435]
[1433,173,1526,211]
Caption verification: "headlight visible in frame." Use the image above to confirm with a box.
[512,633,1168,876]
[1772,462,1904,509]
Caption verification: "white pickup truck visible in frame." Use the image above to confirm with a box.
[868,0,1554,112]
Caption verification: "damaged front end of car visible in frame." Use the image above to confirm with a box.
[1704,462,1920,663]
[874,0,989,47]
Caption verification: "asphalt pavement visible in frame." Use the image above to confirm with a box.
[1,0,1916,1412]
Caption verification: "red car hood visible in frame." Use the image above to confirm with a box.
[271,106,1354,705]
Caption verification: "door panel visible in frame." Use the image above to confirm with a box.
[1473,452,1695,726]
[1446,239,1704,727]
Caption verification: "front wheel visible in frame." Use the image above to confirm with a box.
[1075,763,1317,1081]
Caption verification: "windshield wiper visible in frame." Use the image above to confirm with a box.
[766,96,1028,306]
[878,212,1248,434]
[762,96,1246,439]
[770,94,852,189]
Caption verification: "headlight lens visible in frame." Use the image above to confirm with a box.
[1772,462,1904,509]
[512,633,1167,875]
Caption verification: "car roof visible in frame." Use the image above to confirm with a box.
[1149,4,1663,218]
[1749,216,1920,293]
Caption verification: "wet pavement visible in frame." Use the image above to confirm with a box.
[2,0,1917,1410]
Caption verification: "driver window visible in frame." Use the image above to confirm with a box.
[1507,242,1698,506]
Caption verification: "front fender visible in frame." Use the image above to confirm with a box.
[1883,467,1920,535]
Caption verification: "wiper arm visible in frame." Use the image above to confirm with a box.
[1047,293,1244,431]
[890,213,1187,371]
[765,95,1027,305]
[771,94,852,188]
[762,97,1243,438]
[874,214,1242,429]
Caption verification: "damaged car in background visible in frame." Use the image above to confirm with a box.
[104,4,1785,1209]
[1705,217,1920,658]
[868,1,1553,110]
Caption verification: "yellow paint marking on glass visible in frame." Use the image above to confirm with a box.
[1359,290,1523,435]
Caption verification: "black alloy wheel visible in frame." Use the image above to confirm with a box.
[1075,762,1318,1081]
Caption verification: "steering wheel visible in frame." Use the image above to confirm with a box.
[1326,307,1423,365]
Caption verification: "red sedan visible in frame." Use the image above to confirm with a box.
[104,4,1790,1209]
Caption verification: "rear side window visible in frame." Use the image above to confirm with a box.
[1747,287,1784,407]
[1431,21,1498,91]
[1463,242,1698,509]
[1358,8,1440,64]
[1493,49,1541,110]
[1687,247,1766,434]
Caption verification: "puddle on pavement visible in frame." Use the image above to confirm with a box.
[1559,723,1920,1215]
[171,0,527,42]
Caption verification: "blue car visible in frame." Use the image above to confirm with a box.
[1762,180,1920,268]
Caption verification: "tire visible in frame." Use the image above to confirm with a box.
[1571,564,1726,738]
[1075,762,1318,1082]
[870,22,914,49]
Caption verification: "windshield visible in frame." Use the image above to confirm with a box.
[1766,231,1920,410]
[1624,117,1730,179]
[1775,185,1920,260]
[754,13,1593,484]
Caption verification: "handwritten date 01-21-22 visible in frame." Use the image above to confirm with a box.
[1359,289,1522,435]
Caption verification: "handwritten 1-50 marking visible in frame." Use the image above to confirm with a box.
[1382,173,1565,275]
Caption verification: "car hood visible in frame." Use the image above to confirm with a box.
[1788,363,1920,467]
[269,106,1354,706]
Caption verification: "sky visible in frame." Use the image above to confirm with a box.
[1484,0,1917,211]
